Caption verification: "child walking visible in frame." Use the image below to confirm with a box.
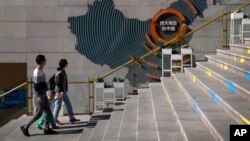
[36,90,59,129]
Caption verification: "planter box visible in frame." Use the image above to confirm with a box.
[242,19,250,25]
[104,88,115,106]
[94,82,104,111]
[181,48,192,67]
[181,48,192,54]
[162,49,172,77]
[114,82,125,101]
[231,13,244,20]
[171,54,182,60]
[162,48,172,54]
[95,82,104,88]
[244,38,250,44]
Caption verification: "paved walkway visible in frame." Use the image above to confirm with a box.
[1,115,90,141]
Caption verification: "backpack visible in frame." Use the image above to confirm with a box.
[49,74,56,91]
[49,71,61,90]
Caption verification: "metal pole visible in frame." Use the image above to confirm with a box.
[88,78,94,115]
[27,79,33,116]
[221,14,224,49]
[26,79,29,116]
[226,14,229,49]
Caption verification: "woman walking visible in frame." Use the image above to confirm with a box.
[53,59,80,125]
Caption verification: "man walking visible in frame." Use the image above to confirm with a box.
[20,55,57,136]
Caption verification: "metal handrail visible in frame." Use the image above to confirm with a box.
[0,82,28,98]
[0,80,93,115]
[1,78,27,90]
[100,2,250,79]
[68,81,91,84]
[0,80,91,98]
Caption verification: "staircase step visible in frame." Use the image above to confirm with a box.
[137,88,160,141]
[149,83,185,141]
[0,115,27,140]
[205,55,250,79]
[229,44,250,53]
[78,127,95,141]
[119,95,137,141]
[216,49,250,64]
[79,112,112,141]
[196,62,250,101]
[173,73,237,141]
[88,114,111,141]
[244,38,250,45]
[161,79,214,141]
[184,68,250,125]
[103,105,124,141]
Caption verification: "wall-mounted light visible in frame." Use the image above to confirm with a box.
[223,64,228,70]
[220,64,223,68]
[207,70,212,77]
[234,56,237,61]
[240,58,245,63]
[192,76,196,83]
[248,49,250,54]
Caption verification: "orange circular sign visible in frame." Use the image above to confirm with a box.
[150,8,187,45]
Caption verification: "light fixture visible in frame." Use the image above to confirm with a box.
[192,76,196,83]
[223,64,228,70]
[207,70,212,77]
[234,56,237,61]
[220,64,223,68]
[240,58,245,63]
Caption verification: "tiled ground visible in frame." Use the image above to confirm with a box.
[1,115,90,141]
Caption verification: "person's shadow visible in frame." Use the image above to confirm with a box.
[31,121,89,136]
[31,129,84,136]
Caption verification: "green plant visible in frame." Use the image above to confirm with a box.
[160,44,166,49]
[92,76,104,83]
[118,78,125,82]
[104,82,114,88]
[244,14,250,19]
[181,44,191,49]
[112,77,125,82]
[112,77,118,82]
[172,47,181,54]
[235,9,242,13]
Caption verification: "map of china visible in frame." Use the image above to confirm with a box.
[68,0,162,83]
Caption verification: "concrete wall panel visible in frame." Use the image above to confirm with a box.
[0,53,27,63]
[2,6,26,21]
[25,0,57,6]
[26,22,57,37]
[0,37,27,52]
